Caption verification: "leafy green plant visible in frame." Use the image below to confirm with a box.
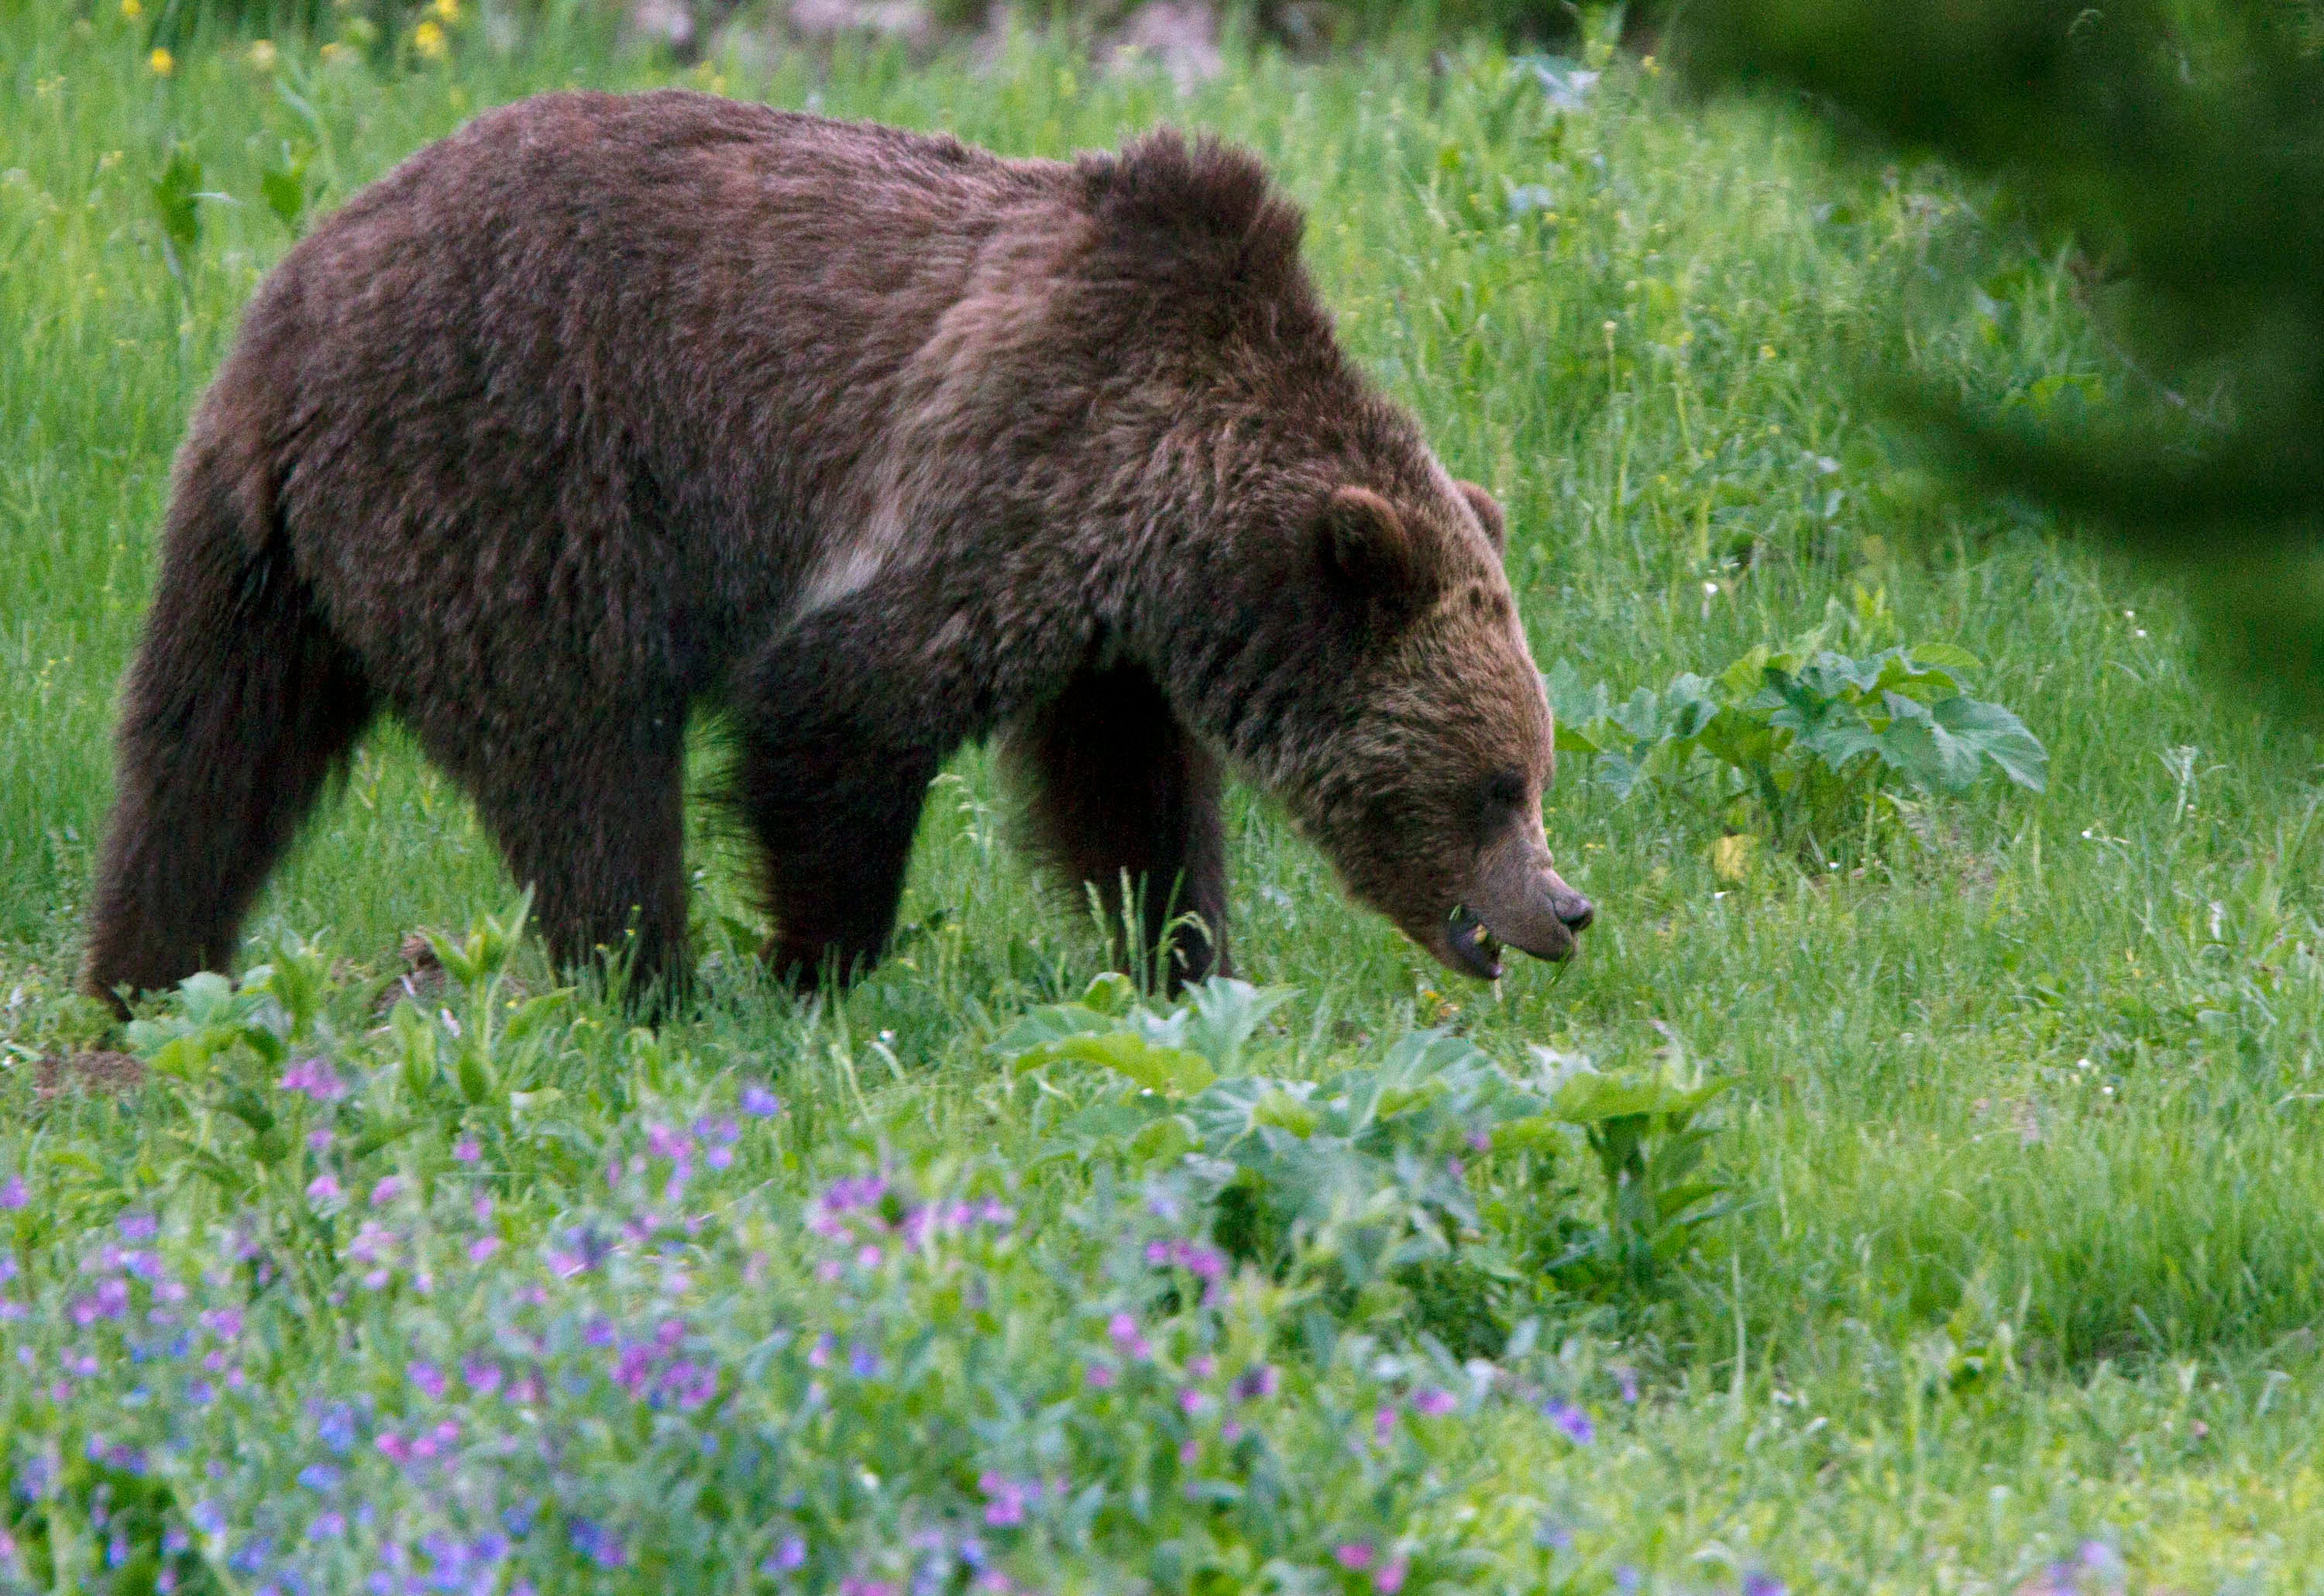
[995,977,1741,1314]
[1547,617,2046,847]
[1521,1044,1741,1293]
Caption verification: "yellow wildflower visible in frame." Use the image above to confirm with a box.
[412,18,446,59]
[248,38,277,70]
[319,40,352,63]
[1759,343,1777,359]
[148,45,173,75]
[431,0,459,22]
[120,0,141,17]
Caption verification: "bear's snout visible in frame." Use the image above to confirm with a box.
[1420,830,1595,981]
[1551,886,1594,934]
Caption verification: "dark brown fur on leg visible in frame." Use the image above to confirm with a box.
[84,449,373,1013]
[458,724,691,1003]
[1006,662,1229,992]
[731,639,945,988]
[741,737,938,989]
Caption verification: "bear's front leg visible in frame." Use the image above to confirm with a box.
[1002,661,1230,992]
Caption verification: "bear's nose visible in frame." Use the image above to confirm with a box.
[1554,893,1594,933]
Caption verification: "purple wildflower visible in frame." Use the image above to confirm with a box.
[664,1361,717,1410]
[368,1176,405,1206]
[1411,1388,1456,1418]
[453,1138,481,1164]
[612,1346,655,1396]
[316,1404,356,1453]
[1143,1237,1227,1281]
[1084,1363,1116,1390]
[277,1058,346,1102]
[306,1175,342,1203]
[569,1521,625,1570]
[1334,1543,1374,1570]
[548,1226,611,1278]
[1543,1399,1595,1445]
[847,1343,881,1380]
[761,1535,808,1575]
[741,1084,781,1117]
[1741,1574,1786,1596]
[1375,1556,1410,1594]
[468,1237,500,1264]
[296,1464,340,1492]
[1232,1364,1280,1402]
[1107,1312,1151,1360]
[978,1474,1031,1528]
[0,1175,23,1210]
[118,1212,159,1241]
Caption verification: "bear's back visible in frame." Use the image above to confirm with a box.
[223,93,1076,710]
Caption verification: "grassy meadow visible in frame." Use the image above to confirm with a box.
[6,2,2324,1591]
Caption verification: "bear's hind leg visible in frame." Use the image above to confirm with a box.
[1002,662,1229,992]
[85,498,373,1011]
[459,727,693,1003]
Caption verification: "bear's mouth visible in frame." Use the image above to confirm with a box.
[1445,905,1504,981]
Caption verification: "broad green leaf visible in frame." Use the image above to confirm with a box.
[153,147,202,260]
[1907,641,1982,671]
[1126,1115,1198,1163]
[1933,696,2050,792]
[992,1001,1118,1063]
[1253,1088,1321,1138]
[1542,659,1612,732]
[260,154,308,233]
[1022,1031,1216,1096]
[1488,1114,1567,1153]
[1611,685,1668,742]
[1182,979,1298,1074]
[1718,644,1774,695]
[1080,971,1136,1016]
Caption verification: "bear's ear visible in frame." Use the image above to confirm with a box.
[1314,487,1424,616]
[1456,480,1505,555]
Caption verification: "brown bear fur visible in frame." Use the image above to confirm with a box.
[84,91,1591,1010]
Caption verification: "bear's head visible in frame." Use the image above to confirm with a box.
[1276,468,1594,981]
[1077,128,1594,978]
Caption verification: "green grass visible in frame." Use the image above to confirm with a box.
[6,2,2324,1589]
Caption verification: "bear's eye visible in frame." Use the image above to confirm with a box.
[1483,770,1527,812]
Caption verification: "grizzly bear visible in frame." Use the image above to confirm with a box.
[83,90,1593,1010]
